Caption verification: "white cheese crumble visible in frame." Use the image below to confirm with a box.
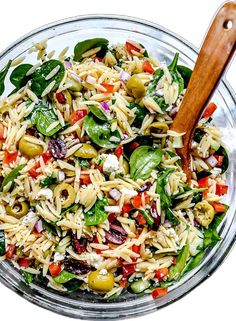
[54,252,65,262]
[22,211,37,224]
[103,154,119,172]
[58,170,65,182]
[87,253,103,269]
[37,188,53,200]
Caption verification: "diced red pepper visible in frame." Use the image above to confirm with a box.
[198,177,209,198]
[137,212,147,226]
[122,263,136,277]
[3,151,18,164]
[49,262,62,277]
[132,193,150,208]
[142,60,155,74]
[108,213,117,223]
[129,142,140,153]
[203,102,217,118]
[69,109,87,125]
[125,41,141,53]
[212,202,227,213]
[155,267,168,281]
[55,92,66,104]
[95,57,103,62]
[80,173,91,185]
[99,83,114,94]
[120,276,128,288]
[215,184,228,196]
[214,155,224,167]
[114,145,123,158]
[29,163,41,178]
[152,287,168,299]
[94,164,103,173]
[122,203,133,214]
[132,244,141,254]
[18,258,31,268]
[6,244,16,259]
[172,257,177,265]
[42,150,52,163]
[0,124,5,140]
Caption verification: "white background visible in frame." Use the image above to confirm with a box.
[0,1,235,321]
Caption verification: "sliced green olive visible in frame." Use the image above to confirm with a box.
[149,122,169,133]
[193,201,215,227]
[6,201,29,218]
[53,183,76,208]
[66,75,83,92]
[88,270,114,292]
[74,143,98,159]
[19,135,43,158]
[52,90,72,111]
[127,75,146,98]
[122,159,129,175]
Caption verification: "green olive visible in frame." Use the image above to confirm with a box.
[6,201,29,218]
[74,143,98,159]
[149,122,169,133]
[53,183,76,208]
[127,75,146,98]
[19,135,43,158]
[193,201,215,227]
[52,90,72,111]
[123,159,129,175]
[66,76,83,92]
[88,270,114,292]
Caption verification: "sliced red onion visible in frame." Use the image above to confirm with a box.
[110,224,127,236]
[118,70,131,82]
[101,101,110,111]
[206,155,218,167]
[104,206,121,213]
[86,75,96,85]
[70,73,81,83]
[64,61,72,69]
[34,220,44,233]
[109,188,121,201]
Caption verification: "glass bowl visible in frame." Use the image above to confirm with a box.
[0,14,235,320]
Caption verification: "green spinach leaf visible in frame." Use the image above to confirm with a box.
[10,64,33,92]
[0,164,26,191]
[84,114,121,148]
[84,198,108,226]
[165,208,180,226]
[40,175,58,187]
[168,244,189,281]
[41,218,58,235]
[74,38,109,62]
[64,279,83,292]
[128,102,147,128]
[193,128,205,143]
[156,168,174,208]
[22,271,34,285]
[181,249,205,276]
[130,145,162,180]
[89,105,108,121]
[54,270,76,284]
[0,60,12,96]
[30,102,62,136]
[31,60,65,96]
[61,204,79,218]
[177,65,192,88]
[130,208,154,227]
[216,146,229,174]
[0,231,6,256]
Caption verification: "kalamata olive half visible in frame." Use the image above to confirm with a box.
[72,235,87,254]
[105,224,127,244]
[48,138,67,159]
[150,202,161,230]
[63,258,93,275]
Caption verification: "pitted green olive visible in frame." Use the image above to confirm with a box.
[53,183,76,208]
[193,201,215,227]
[66,76,83,92]
[88,270,114,292]
[122,159,129,175]
[74,144,98,159]
[52,90,72,111]
[6,201,29,218]
[127,75,146,98]
[19,135,43,158]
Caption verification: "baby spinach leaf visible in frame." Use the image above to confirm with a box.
[61,204,79,218]
[216,146,229,174]
[130,145,162,180]
[0,164,26,191]
[193,128,205,143]
[177,65,192,88]
[54,270,76,284]
[40,175,58,187]
[152,96,168,112]
[22,271,34,285]
[0,60,12,96]
[74,38,109,62]
[156,168,175,208]
[181,249,206,276]
[168,244,189,281]
[128,102,147,128]
[31,60,65,96]
[130,208,154,227]
[10,64,33,92]
[84,198,108,226]
[84,114,121,148]
[89,105,108,121]
[64,279,83,292]
[41,218,58,235]
[30,102,62,136]
[203,229,221,248]
[0,231,6,256]
[165,208,180,226]
[168,53,184,95]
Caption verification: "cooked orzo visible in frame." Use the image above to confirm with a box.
[0,38,229,299]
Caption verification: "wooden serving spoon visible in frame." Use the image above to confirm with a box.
[171,1,236,182]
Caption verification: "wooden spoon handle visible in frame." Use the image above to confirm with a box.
[172,1,236,137]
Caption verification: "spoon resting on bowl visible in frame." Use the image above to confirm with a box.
[171,1,236,183]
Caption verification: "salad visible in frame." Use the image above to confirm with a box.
[0,38,229,299]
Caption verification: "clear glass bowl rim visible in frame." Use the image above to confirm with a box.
[0,14,235,320]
